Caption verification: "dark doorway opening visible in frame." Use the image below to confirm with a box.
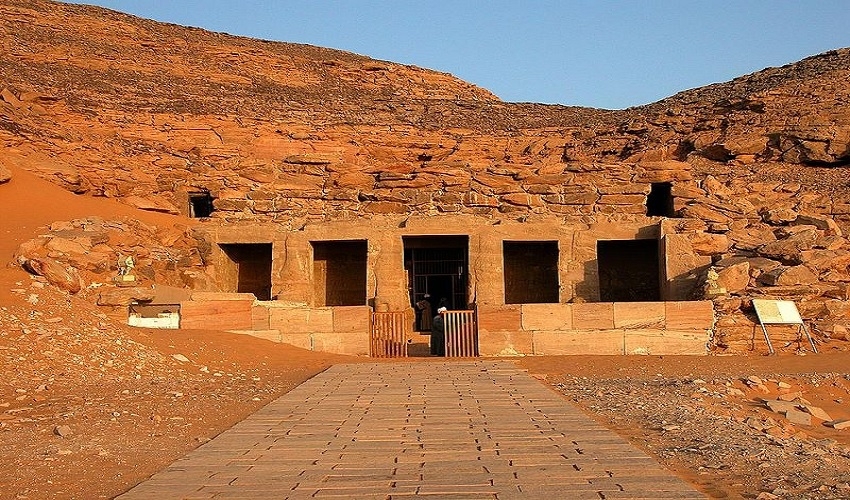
[503,241,559,304]
[403,236,469,331]
[597,239,660,302]
[219,243,272,300]
[646,182,675,217]
[188,191,214,218]
[312,240,367,306]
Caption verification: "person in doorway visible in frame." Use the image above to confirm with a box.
[430,306,447,356]
[416,294,432,331]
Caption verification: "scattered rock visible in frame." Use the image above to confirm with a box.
[0,164,11,184]
[803,405,833,422]
[53,425,72,438]
[21,257,82,293]
[825,420,850,430]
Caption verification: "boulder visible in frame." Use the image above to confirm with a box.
[728,226,777,251]
[45,236,91,255]
[702,176,732,198]
[813,322,850,340]
[757,265,818,286]
[14,238,48,264]
[758,229,819,261]
[793,214,842,236]
[797,249,850,272]
[716,262,750,294]
[22,257,83,293]
[761,207,798,225]
[97,287,156,306]
[824,300,850,319]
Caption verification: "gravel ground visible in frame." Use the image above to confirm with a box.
[553,373,850,499]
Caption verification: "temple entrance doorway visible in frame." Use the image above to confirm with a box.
[219,243,272,300]
[597,239,660,302]
[403,236,469,332]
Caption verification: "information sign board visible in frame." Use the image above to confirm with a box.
[752,299,804,325]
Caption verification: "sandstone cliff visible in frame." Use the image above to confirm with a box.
[3,0,850,353]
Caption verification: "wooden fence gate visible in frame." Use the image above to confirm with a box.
[443,310,478,357]
[370,311,408,358]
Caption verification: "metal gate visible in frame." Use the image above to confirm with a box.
[370,311,408,358]
[443,310,478,357]
[405,245,468,315]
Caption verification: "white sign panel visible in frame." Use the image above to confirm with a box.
[752,299,804,325]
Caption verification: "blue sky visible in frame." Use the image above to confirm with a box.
[68,1,850,109]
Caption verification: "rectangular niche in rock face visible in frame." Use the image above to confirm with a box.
[646,182,675,217]
[219,243,273,300]
[597,239,660,302]
[188,191,214,218]
[312,240,368,307]
[503,241,560,304]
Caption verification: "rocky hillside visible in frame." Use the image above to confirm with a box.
[2,0,850,354]
[2,0,848,213]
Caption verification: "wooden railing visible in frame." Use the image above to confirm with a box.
[443,310,478,357]
[370,311,408,358]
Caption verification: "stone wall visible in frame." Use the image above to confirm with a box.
[477,301,712,356]
[200,214,676,308]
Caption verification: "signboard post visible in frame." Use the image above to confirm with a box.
[752,299,817,354]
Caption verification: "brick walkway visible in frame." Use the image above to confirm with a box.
[119,361,705,499]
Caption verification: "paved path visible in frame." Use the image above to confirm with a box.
[119,361,705,499]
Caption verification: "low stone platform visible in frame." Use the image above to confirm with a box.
[118,361,705,499]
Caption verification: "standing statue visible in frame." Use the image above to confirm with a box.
[116,254,136,282]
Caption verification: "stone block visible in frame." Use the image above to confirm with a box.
[665,301,714,330]
[269,307,334,334]
[180,300,253,330]
[613,302,664,329]
[477,330,533,357]
[477,305,521,332]
[785,408,812,426]
[279,332,312,350]
[520,303,572,331]
[532,330,624,355]
[252,305,270,330]
[571,302,615,329]
[333,306,370,333]
[623,329,708,355]
[310,331,369,356]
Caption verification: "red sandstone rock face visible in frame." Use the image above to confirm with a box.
[2,0,850,353]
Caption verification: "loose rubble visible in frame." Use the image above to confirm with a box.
[554,372,850,499]
[0,277,338,499]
